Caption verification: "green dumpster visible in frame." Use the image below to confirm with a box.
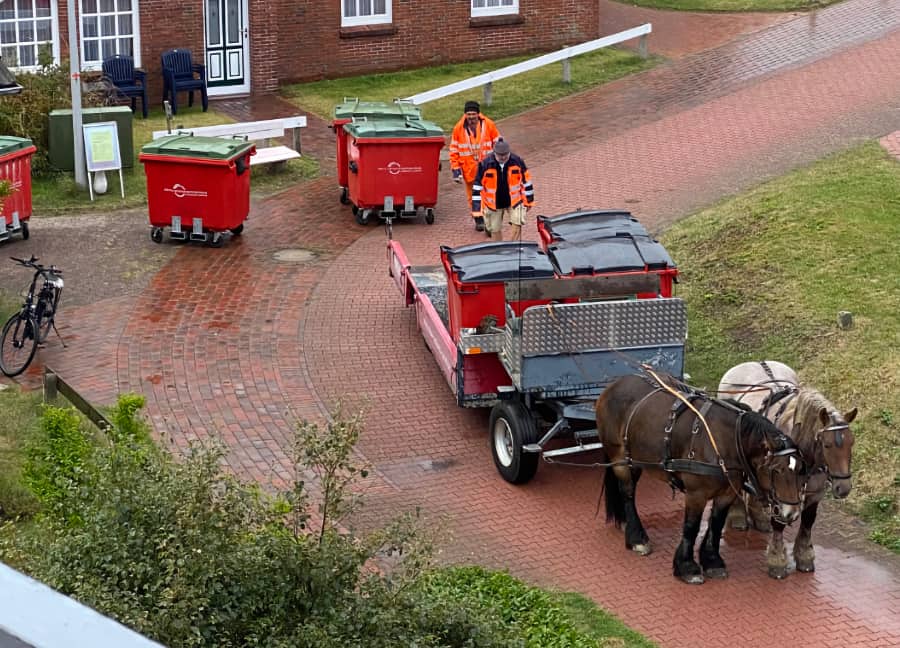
[48,107,134,170]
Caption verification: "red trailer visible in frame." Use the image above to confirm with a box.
[344,118,444,226]
[387,210,688,484]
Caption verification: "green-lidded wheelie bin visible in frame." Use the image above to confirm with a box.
[332,99,422,205]
[139,134,256,247]
[0,136,37,243]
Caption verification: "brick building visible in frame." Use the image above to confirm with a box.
[2,1,599,105]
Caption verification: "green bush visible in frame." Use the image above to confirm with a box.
[0,59,104,174]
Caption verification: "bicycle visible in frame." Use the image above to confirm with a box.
[0,256,66,377]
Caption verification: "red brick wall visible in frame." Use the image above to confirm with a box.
[276,0,600,83]
[137,2,205,106]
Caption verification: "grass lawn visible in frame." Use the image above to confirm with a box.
[617,0,839,11]
[283,47,658,132]
[31,106,318,217]
[660,142,900,550]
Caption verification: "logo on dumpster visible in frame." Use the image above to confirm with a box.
[378,161,423,175]
[164,183,208,199]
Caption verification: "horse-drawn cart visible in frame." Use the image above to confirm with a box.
[387,210,690,484]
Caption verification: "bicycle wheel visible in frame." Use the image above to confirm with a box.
[35,293,55,344]
[0,312,38,377]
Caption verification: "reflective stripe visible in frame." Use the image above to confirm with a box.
[472,184,483,191]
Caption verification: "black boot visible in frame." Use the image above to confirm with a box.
[474,216,485,232]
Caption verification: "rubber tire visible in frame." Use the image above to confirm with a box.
[0,312,38,377]
[230,223,244,236]
[150,227,164,244]
[489,401,540,484]
[340,187,350,205]
[209,232,224,248]
[20,221,29,240]
[355,209,370,226]
[425,209,435,225]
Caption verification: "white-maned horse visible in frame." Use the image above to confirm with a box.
[718,360,857,579]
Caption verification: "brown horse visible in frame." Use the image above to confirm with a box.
[718,360,857,578]
[595,373,805,585]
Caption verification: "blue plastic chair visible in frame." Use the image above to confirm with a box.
[101,54,147,118]
[160,49,208,115]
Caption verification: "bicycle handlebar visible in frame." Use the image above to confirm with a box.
[9,256,62,275]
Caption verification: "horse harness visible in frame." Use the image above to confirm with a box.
[623,374,802,505]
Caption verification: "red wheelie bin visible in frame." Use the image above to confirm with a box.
[344,118,444,226]
[139,134,255,247]
[332,99,421,205]
[0,136,37,244]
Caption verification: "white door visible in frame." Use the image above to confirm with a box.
[205,0,250,96]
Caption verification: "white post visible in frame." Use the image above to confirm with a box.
[67,0,86,188]
[483,81,492,107]
[562,58,571,83]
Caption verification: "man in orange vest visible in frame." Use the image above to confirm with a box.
[449,100,500,232]
[472,138,534,241]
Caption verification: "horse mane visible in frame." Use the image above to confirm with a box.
[791,386,836,443]
[737,407,793,452]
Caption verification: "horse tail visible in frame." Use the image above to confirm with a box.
[603,466,626,528]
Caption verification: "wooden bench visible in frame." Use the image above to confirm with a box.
[151,116,307,167]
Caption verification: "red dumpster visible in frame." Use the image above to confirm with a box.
[0,136,37,243]
[332,100,421,204]
[441,242,557,342]
[536,209,647,248]
[139,134,255,247]
[344,118,444,226]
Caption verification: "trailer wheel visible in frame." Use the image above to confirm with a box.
[490,401,539,484]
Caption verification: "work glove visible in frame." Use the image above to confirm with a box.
[452,168,462,183]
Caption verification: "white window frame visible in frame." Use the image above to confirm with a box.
[0,0,61,72]
[79,0,141,72]
[341,0,391,27]
[471,0,519,18]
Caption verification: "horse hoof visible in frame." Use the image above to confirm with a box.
[630,543,652,556]
[796,561,815,573]
[679,573,705,585]
[768,566,789,580]
[704,567,728,580]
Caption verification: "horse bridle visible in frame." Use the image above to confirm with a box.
[733,412,804,514]
[817,421,852,481]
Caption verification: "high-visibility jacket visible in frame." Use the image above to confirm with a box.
[449,114,500,183]
[472,153,534,214]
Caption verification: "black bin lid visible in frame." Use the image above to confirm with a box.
[538,210,648,241]
[548,235,676,275]
[443,242,556,283]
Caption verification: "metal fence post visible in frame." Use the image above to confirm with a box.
[562,58,571,83]
[483,81,493,107]
[43,367,58,401]
[638,34,649,59]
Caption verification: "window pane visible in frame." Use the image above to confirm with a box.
[118,36,131,56]
[374,0,385,13]
[83,16,97,37]
[1,45,16,64]
[18,43,33,65]
[343,0,355,17]
[0,22,14,44]
[117,14,131,35]
[100,0,115,11]
[17,20,33,42]
[206,0,220,45]
[359,0,371,16]
[84,39,98,61]
[35,0,50,17]
[36,18,50,40]
[117,0,131,9]
[83,0,97,12]
[0,0,14,21]
[100,14,115,36]
[472,0,485,7]
[101,37,115,59]
[16,0,32,19]
[226,0,238,41]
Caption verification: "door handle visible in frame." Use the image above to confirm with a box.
[243,27,248,39]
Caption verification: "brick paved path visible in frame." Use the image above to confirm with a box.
[7,1,900,645]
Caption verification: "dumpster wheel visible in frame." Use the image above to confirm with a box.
[209,232,224,248]
[340,187,350,205]
[425,209,435,225]
[20,221,29,240]
[230,224,244,236]
[150,227,163,244]
[355,209,372,226]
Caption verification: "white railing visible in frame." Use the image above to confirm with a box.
[404,24,652,106]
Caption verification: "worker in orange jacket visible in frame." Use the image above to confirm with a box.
[472,138,534,241]
[449,100,501,232]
